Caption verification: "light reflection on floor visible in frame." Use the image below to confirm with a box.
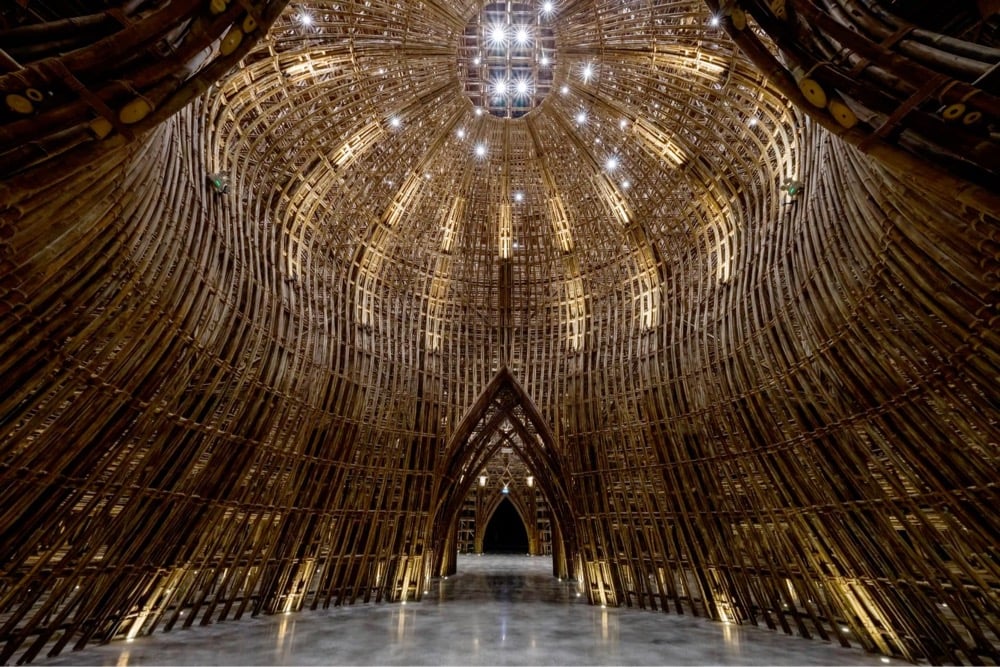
[35,555,909,666]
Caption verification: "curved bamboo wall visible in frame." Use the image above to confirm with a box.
[1,0,998,664]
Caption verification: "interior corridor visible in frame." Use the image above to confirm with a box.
[34,555,907,666]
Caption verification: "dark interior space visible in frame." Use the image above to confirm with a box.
[482,499,529,554]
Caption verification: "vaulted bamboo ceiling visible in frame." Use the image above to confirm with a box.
[1,0,998,665]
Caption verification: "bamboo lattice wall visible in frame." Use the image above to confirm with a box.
[1,0,998,664]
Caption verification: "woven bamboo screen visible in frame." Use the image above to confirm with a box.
[1,0,998,664]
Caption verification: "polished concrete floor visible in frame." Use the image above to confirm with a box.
[37,555,905,665]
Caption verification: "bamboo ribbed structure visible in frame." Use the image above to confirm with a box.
[0,0,997,664]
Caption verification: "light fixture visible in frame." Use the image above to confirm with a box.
[605,156,619,171]
[475,107,484,116]
[709,14,721,27]
[575,111,587,124]
[541,55,550,66]
[473,56,481,66]
[560,85,569,95]
[748,116,758,127]
[515,79,529,95]
[526,475,533,487]
[501,484,510,494]
[619,118,628,130]
[781,177,803,197]
[493,78,509,97]
[582,63,594,82]
[621,179,630,189]
[479,475,487,486]
[456,128,466,139]
[298,11,313,26]
[542,0,554,13]
[514,192,524,202]
[208,172,229,194]
[389,116,401,128]
[515,26,530,45]
[489,24,507,46]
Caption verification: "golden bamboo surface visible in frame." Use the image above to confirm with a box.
[1,0,998,664]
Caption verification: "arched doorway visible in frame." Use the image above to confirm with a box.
[428,367,577,579]
[482,498,529,553]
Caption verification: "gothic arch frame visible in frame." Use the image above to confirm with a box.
[428,367,577,578]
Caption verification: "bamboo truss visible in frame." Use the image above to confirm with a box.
[0,0,998,664]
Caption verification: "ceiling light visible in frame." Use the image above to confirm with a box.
[514,192,524,202]
[748,116,758,127]
[298,11,313,26]
[493,78,509,96]
[540,55,550,66]
[515,79,529,95]
[542,1,554,13]
[621,179,630,189]
[489,24,507,46]
[619,118,628,130]
[475,143,487,158]
[515,26,530,45]
[389,117,401,128]
[560,85,569,95]
[456,128,466,139]
[575,111,586,124]
[582,64,594,82]
[473,56,481,66]
[475,107,484,116]
[709,14,721,27]
[605,156,619,171]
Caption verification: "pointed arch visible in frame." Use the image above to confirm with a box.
[428,367,577,578]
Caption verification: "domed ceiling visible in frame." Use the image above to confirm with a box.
[1,1,997,664]
[206,0,795,380]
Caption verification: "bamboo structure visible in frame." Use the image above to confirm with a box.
[1,0,998,664]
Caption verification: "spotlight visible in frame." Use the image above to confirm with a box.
[781,177,803,198]
[709,14,721,27]
[575,111,587,124]
[515,26,530,45]
[542,1,554,13]
[208,172,229,194]
[605,156,619,171]
[489,24,507,46]
[389,117,401,128]
[475,143,487,158]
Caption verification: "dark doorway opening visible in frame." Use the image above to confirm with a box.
[483,498,529,553]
